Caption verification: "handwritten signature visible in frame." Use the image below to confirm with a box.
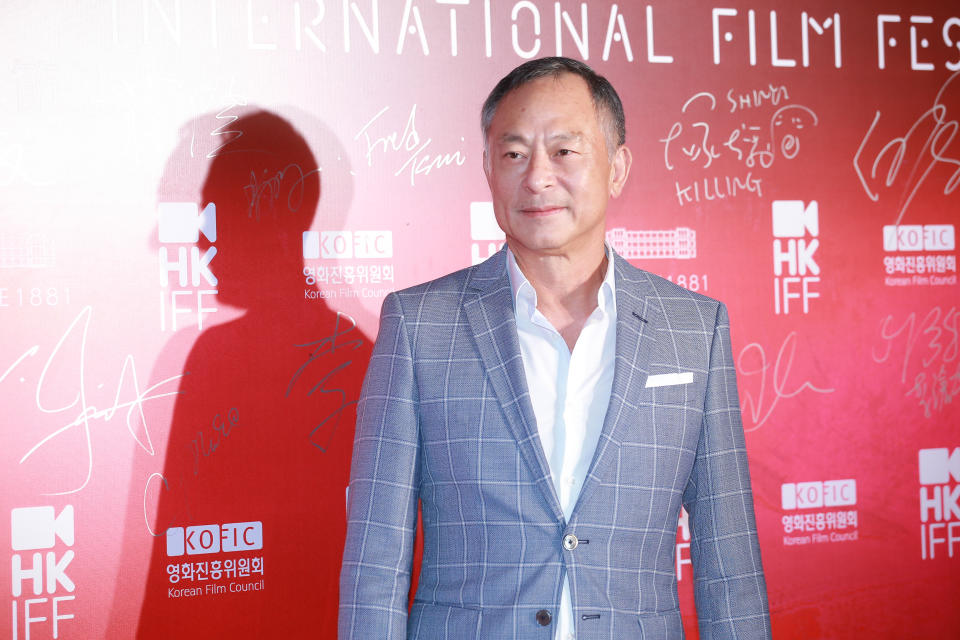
[7,306,183,495]
[737,331,835,431]
[286,311,364,451]
[243,161,320,220]
[354,104,466,186]
[872,306,959,417]
[872,306,959,382]
[906,363,960,418]
[661,90,818,172]
[206,101,247,159]
[143,470,196,537]
[854,70,960,224]
[190,408,240,477]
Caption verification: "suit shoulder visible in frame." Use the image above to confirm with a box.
[645,270,721,306]
[386,262,481,318]
[616,256,727,319]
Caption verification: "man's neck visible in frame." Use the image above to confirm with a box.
[510,240,609,352]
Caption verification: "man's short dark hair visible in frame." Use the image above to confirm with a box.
[481,56,626,150]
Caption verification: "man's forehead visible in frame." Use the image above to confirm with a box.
[499,72,591,105]
[494,131,587,145]
[489,76,597,125]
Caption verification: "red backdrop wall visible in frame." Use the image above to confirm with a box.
[2,1,958,638]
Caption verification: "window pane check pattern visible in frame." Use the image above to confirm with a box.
[340,249,771,640]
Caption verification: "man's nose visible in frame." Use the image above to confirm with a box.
[521,149,555,193]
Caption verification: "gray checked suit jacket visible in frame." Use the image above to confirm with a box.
[339,248,771,640]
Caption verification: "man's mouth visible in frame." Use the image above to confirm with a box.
[519,206,564,216]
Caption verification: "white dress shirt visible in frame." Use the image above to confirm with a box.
[507,247,617,640]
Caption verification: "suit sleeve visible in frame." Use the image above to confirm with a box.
[339,292,421,639]
[681,302,772,640]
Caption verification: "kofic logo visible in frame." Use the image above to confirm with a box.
[778,479,859,546]
[470,202,504,265]
[781,480,856,510]
[772,200,820,314]
[166,521,263,557]
[158,202,218,331]
[10,506,76,639]
[302,230,393,259]
[883,225,955,252]
[919,447,960,559]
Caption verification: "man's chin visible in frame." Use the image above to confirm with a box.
[508,237,576,257]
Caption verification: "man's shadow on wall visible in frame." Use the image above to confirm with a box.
[109,108,373,638]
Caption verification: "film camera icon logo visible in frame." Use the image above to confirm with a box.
[10,506,74,551]
[919,448,960,485]
[772,200,818,238]
[158,202,217,244]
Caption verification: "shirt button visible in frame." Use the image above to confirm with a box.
[535,609,552,626]
[562,533,579,550]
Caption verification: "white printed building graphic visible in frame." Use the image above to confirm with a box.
[605,227,697,260]
[0,233,55,268]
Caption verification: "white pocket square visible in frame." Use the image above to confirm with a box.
[645,372,694,388]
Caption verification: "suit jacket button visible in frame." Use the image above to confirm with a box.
[535,609,552,626]
[562,533,578,550]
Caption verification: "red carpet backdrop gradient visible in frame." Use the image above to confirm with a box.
[2,1,958,638]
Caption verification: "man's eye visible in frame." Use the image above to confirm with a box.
[556,149,574,156]
[504,151,523,159]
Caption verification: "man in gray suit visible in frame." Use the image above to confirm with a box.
[340,57,771,639]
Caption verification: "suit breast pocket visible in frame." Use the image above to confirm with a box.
[645,375,700,407]
[638,374,707,445]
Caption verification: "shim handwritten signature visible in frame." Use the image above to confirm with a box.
[661,89,818,172]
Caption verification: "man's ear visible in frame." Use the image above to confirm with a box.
[482,149,491,183]
[608,145,632,198]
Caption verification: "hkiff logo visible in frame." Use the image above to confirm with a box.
[158,202,219,286]
[166,521,263,557]
[10,506,76,639]
[781,479,856,510]
[157,202,219,331]
[772,200,820,315]
[918,447,960,560]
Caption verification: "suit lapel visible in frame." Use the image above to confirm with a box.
[463,250,565,523]
[571,254,661,518]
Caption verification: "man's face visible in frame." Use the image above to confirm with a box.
[483,73,631,259]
